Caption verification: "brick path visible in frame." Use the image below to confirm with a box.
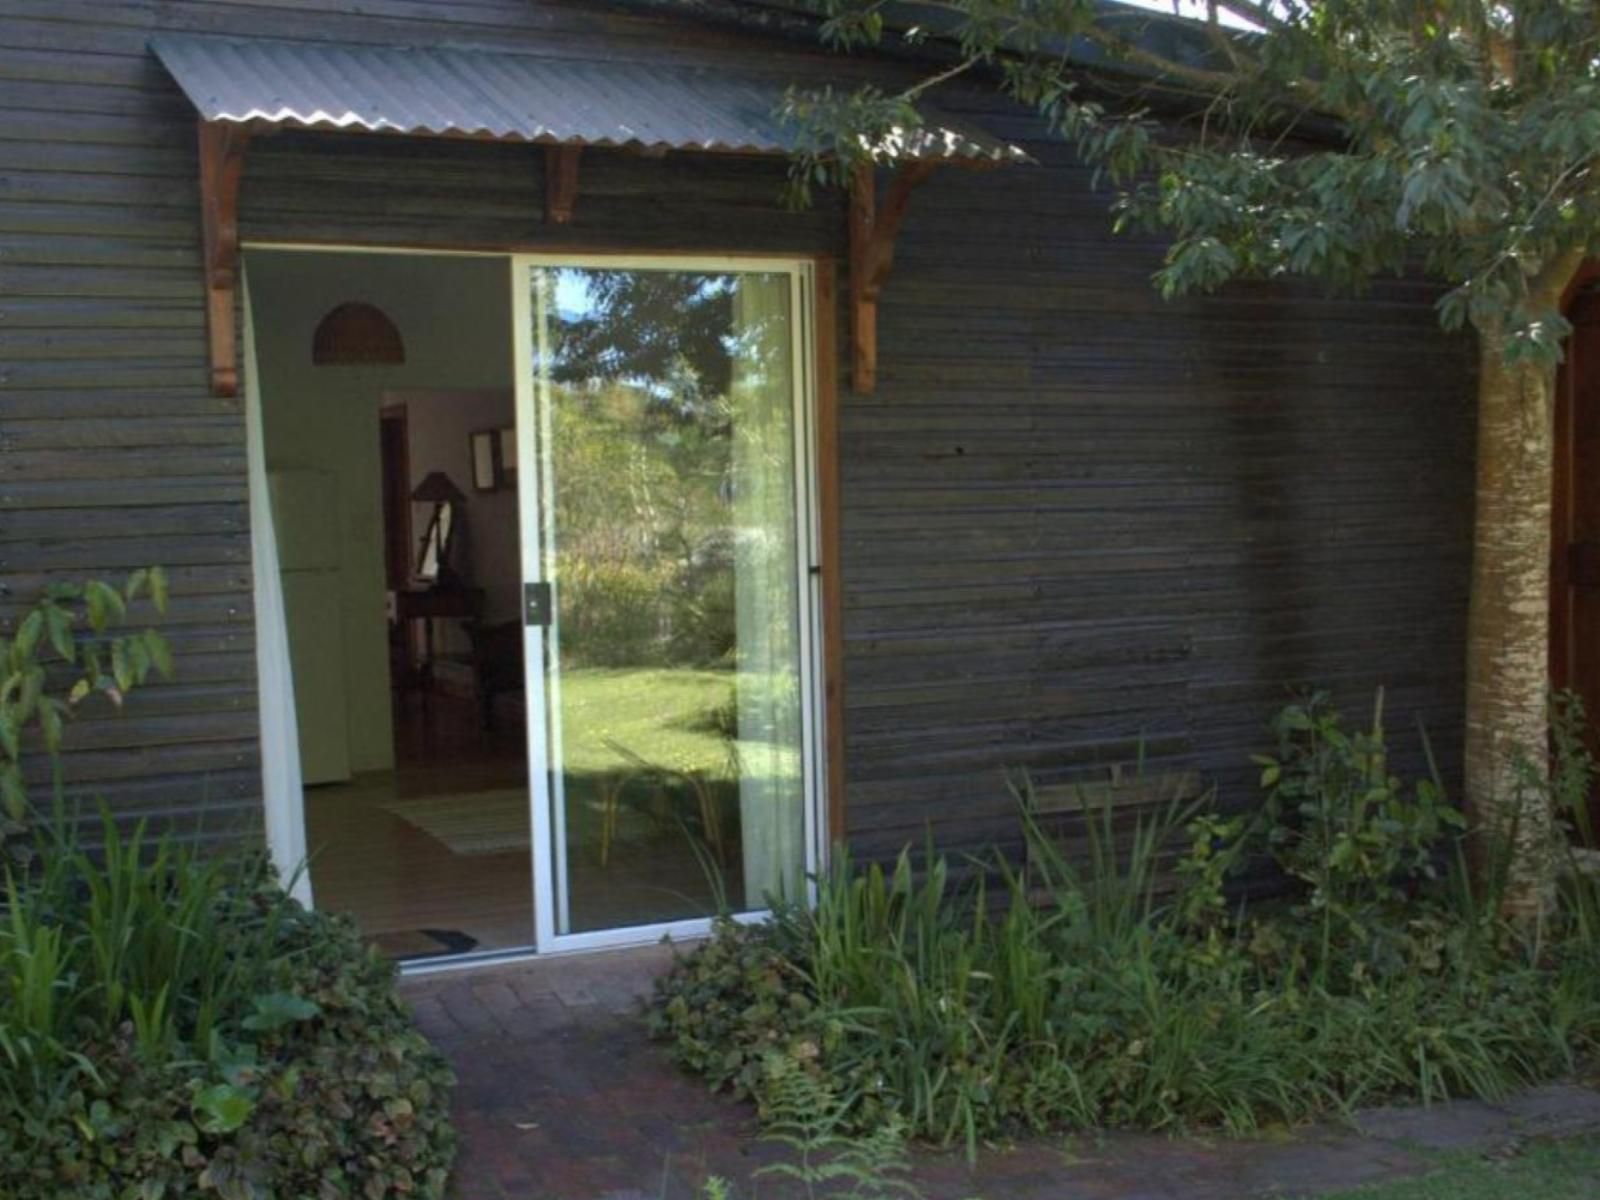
[403,945,1600,1200]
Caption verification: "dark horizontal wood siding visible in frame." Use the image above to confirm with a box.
[842,91,1474,858]
[0,1,1474,859]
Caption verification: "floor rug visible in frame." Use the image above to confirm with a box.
[382,788,531,856]
[367,928,480,960]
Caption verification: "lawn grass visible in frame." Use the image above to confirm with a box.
[557,666,799,779]
[554,666,801,860]
[1321,1139,1600,1199]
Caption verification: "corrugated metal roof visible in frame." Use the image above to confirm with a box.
[149,34,1025,163]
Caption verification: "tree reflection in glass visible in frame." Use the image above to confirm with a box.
[532,267,804,934]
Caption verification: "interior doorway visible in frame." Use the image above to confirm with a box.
[245,246,824,963]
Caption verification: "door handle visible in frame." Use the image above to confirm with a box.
[523,581,554,627]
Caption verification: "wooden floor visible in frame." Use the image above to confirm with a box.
[304,693,534,954]
[304,691,734,960]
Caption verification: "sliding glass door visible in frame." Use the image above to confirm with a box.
[514,257,820,949]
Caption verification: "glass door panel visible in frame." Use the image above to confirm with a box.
[525,264,810,938]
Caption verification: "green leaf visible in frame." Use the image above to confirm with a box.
[38,698,64,754]
[125,635,151,685]
[85,580,126,634]
[0,764,25,822]
[192,1083,255,1135]
[44,604,75,663]
[154,1119,197,1159]
[240,992,321,1033]
[18,666,42,723]
[13,610,44,662]
[150,566,170,615]
[145,631,175,681]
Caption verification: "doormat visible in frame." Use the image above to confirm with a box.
[381,788,531,856]
[367,928,480,960]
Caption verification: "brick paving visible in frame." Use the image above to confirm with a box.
[403,945,1600,1200]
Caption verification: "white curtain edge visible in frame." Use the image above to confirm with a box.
[243,266,313,907]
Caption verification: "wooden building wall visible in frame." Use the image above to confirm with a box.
[0,0,1474,860]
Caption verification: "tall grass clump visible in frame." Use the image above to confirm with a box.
[651,689,1600,1156]
[0,807,455,1198]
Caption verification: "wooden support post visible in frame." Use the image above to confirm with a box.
[545,144,581,224]
[848,160,935,393]
[197,120,250,398]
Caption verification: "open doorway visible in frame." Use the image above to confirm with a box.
[246,247,823,963]
[247,249,531,959]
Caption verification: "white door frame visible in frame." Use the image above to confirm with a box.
[243,242,827,963]
[513,253,826,955]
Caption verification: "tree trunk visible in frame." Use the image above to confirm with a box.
[1464,325,1558,918]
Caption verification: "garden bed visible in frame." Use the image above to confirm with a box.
[651,691,1600,1156]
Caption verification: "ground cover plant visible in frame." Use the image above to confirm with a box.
[0,810,456,1199]
[652,690,1600,1156]
[0,576,454,1198]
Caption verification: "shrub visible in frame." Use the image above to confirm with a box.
[647,913,817,1100]
[1,570,171,866]
[1252,690,1463,948]
[652,689,1600,1157]
[0,812,455,1199]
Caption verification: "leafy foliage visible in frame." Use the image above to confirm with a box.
[0,570,171,863]
[550,269,738,397]
[787,0,1600,359]
[654,690,1600,1153]
[0,813,455,1199]
[1253,689,1465,955]
[694,1056,920,1199]
[647,912,818,1098]
[752,1056,919,1200]
[540,269,748,673]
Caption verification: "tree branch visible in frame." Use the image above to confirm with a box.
[898,53,982,102]
[1079,23,1241,90]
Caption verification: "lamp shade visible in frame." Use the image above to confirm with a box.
[411,471,467,505]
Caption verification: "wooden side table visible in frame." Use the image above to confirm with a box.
[393,585,485,695]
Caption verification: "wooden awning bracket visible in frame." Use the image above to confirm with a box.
[198,119,251,397]
[545,145,581,224]
[849,160,935,393]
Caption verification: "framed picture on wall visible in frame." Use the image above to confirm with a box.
[469,426,518,491]
[469,429,500,492]
[498,426,517,486]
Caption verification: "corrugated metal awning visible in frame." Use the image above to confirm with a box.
[149,33,1025,163]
